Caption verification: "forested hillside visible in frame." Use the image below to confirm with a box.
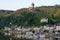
[0,10,14,16]
[0,5,60,28]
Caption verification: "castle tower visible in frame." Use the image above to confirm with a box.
[31,3,34,9]
[28,3,35,11]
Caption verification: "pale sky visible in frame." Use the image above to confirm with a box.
[0,0,60,10]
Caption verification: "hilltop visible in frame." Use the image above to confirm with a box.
[0,10,14,16]
[0,4,60,17]
[0,4,60,28]
[17,4,60,16]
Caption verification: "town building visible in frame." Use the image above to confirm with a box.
[40,18,48,23]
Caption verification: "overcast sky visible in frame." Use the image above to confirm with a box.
[0,0,60,10]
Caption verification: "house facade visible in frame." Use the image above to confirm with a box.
[40,18,48,23]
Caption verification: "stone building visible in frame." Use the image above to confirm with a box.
[28,3,40,12]
[28,3,35,11]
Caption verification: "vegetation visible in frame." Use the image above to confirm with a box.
[57,30,60,32]
[0,5,60,28]
[0,30,7,32]
[45,34,50,39]
[43,30,49,32]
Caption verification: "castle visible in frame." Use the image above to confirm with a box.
[19,3,40,12]
[28,3,35,11]
[28,3,40,12]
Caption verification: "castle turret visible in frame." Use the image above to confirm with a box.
[28,3,40,12]
[31,3,34,9]
[28,3,35,11]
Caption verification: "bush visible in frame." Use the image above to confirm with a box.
[57,30,60,32]
[45,34,50,39]
[43,30,49,32]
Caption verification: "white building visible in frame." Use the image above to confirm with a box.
[55,26,60,30]
[41,18,48,23]
[4,27,11,31]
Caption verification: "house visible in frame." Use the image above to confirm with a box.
[55,33,60,40]
[4,27,11,31]
[40,18,48,23]
[4,26,21,38]
[55,26,60,30]
[44,26,54,30]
